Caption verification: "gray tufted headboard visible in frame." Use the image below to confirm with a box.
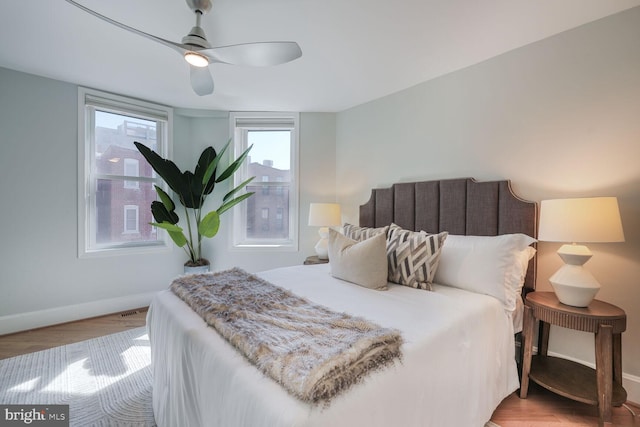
[359,177,538,293]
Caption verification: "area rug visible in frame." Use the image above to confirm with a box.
[0,327,501,427]
[0,327,155,426]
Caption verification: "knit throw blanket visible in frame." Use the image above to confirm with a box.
[170,267,403,405]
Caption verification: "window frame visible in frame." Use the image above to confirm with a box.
[229,112,299,251]
[77,87,173,257]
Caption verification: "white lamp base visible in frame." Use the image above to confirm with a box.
[549,244,600,307]
[314,227,330,260]
[550,266,600,307]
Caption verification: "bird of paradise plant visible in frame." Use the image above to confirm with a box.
[134,140,254,267]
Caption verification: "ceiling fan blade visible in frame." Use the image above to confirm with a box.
[190,65,214,96]
[201,42,302,67]
[65,0,190,56]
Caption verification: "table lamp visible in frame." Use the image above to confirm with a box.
[308,203,341,259]
[538,197,624,307]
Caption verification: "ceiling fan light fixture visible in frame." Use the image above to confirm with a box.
[184,51,209,67]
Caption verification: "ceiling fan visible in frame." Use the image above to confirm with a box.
[65,0,302,96]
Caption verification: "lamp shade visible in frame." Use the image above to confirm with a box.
[538,197,624,243]
[308,203,341,227]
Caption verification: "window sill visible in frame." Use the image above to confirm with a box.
[231,243,298,252]
[80,242,171,258]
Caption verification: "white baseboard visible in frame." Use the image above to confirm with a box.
[624,374,640,407]
[547,350,640,406]
[0,292,157,336]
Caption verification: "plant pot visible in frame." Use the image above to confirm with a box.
[183,259,210,275]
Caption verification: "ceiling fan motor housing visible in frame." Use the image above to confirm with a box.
[182,26,211,49]
[186,0,213,15]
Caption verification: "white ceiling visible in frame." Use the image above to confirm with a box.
[1,0,639,112]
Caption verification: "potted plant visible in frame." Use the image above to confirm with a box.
[134,140,254,272]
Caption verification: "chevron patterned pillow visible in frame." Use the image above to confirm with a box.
[386,223,448,291]
[343,223,388,241]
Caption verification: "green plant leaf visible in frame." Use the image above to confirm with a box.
[193,146,216,196]
[154,186,175,212]
[150,222,188,247]
[217,192,254,215]
[198,210,220,238]
[168,230,188,247]
[150,222,183,232]
[216,144,253,183]
[181,171,203,209]
[223,176,255,202]
[134,142,186,196]
[151,201,179,225]
[202,140,231,193]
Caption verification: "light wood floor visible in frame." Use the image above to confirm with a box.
[0,308,149,359]
[1,310,638,426]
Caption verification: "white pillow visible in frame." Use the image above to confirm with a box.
[328,228,389,290]
[504,245,536,310]
[433,234,536,311]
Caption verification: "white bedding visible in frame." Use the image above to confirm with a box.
[147,264,520,427]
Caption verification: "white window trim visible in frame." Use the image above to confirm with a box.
[77,87,173,257]
[229,112,299,251]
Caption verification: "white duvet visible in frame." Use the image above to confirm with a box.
[147,264,519,427]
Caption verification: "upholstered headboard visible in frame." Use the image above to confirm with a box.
[359,177,538,293]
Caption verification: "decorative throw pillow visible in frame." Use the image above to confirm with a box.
[386,223,448,291]
[343,223,388,242]
[328,228,388,290]
[433,234,536,311]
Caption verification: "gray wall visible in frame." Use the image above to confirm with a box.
[0,68,181,330]
[0,67,336,332]
[336,7,640,396]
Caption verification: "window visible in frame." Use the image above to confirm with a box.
[229,112,299,250]
[78,88,173,255]
[123,158,140,189]
[123,205,139,233]
[276,208,284,230]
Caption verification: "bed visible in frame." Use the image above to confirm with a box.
[147,177,537,427]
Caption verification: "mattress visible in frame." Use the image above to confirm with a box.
[147,264,520,427]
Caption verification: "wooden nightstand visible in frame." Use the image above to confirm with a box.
[303,255,328,265]
[519,292,627,426]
